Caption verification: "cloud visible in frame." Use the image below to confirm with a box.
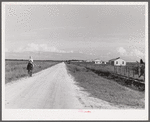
[130,49,144,58]
[89,53,96,55]
[117,46,145,59]
[107,52,111,55]
[79,51,83,54]
[13,43,74,53]
[117,47,127,56]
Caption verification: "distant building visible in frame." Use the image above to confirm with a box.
[86,60,93,62]
[94,59,106,64]
[109,57,126,66]
[86,60,90,62]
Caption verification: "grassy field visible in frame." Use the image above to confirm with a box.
[5,59,61,84]
[71,62,144,80]
[66,63,144,108]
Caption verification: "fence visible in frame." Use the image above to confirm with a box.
[114,66,145,81]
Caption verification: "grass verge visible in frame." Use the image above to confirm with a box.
[5,60,60,84]
[66,63,144,108]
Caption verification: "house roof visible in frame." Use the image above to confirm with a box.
[94,59,106,62]
[94,58,99,60]
[109,57,120,61]
[94,59,102,61]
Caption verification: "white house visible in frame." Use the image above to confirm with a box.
[109,57,126,66]
[86,59,94,62]
[86,60,91,62]
[94,59,106,64]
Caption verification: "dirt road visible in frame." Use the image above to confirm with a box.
[5,62,139,109]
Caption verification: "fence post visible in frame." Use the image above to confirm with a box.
[117,66,118,74]
[138,66,140,77]
[126,66,128,76]
[123,66,125,75]
[133,66,134,78]
[128,67,129,77]
[120,66,122,75]
[124,66,125,76]
[120,66,121,75]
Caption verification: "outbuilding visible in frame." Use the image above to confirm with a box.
[94,59,106,64]
[109,57,126,66]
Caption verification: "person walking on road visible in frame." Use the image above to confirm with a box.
[27,56,34,77]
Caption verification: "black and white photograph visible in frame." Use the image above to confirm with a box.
[2,2,148,120]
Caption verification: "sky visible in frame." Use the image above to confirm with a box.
[4,3,146,61]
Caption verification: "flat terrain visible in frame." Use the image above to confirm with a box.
[5,63,144,109]
[71,62,144,80]
[5,60,60,83]
[66,63,145,108]
[6,63,82,109]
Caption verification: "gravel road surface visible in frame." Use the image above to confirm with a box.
[5,62,140,109]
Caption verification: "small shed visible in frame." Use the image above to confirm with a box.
[86,59,93,62]
[94,59,106,64]
[86,60,91,62]
[109,57,126,66]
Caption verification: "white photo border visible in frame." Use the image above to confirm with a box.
[2,2,149,121]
